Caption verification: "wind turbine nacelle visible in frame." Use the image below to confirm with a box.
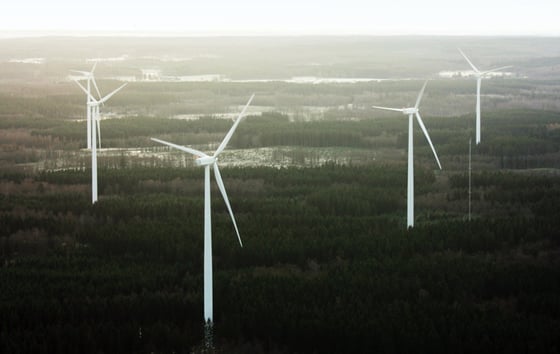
[195,156,216,166]
[403,108,418,115]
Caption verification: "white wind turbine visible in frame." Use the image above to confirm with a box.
[71,63,103,149]
[372,81,442,228]
[74,80,127,204]
[151,94,254,333]
[458,48,512,145]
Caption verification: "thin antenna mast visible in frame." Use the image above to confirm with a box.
[468,138,472,221]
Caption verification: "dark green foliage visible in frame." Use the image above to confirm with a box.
[1,165,560,353]
[2,36,560,353]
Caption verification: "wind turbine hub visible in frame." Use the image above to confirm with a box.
[403,107,418,115]
[195,156,216,166]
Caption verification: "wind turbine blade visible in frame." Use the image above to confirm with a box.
[458,48,480,73]
[91,77,103,102]
[415,112,442,169]
[213,163,243,247]
[150,138,208,157]
[97,117,101,148]
[214,94,255,157]
[371,105,405,112]
[74,80,97,102]
[91,62,97,73]
[74,79,89,95]
[481,65,513,75]
[414,80,429,109]
[98,83,127,104]
[70,70,91,76]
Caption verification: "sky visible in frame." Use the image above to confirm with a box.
[1,0,559,36]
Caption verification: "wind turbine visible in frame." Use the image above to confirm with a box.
[372,81,442,228]
[458,49,512,145]
[151,94,254,345]
[74,80,127,204]
[71,63,103,149]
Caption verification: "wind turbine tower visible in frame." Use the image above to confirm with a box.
[74,81,127,204]
[151,94,254,348]
[372,81,442,228]
[458,49,512,145]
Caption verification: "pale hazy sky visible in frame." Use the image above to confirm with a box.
[1,0,559,36]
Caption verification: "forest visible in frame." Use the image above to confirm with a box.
[1,36,560,353]
[2,164,560,353]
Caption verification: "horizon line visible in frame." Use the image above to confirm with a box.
[1,29,560,39]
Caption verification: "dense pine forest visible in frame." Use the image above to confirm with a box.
[2,36,560,353]
[2,164,560,353]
